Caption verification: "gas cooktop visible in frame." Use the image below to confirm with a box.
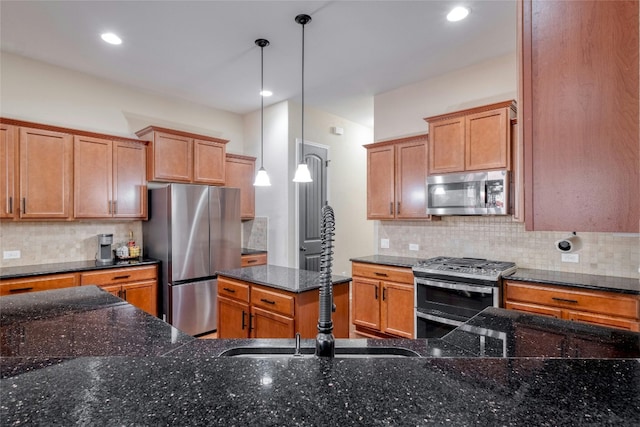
[412,257,517,282]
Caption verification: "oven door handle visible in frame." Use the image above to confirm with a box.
[416,311,465,327]
[416,278,494,294]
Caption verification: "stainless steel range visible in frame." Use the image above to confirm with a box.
[413,257,517,338]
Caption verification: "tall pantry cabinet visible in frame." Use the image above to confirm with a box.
[520,0,639,232]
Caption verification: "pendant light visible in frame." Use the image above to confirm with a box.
[293,13,313,183]
[253,38,271,187]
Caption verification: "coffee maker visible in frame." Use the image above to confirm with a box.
[96,234,113,264]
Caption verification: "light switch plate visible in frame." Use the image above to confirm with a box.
[3,250,21,260]
[380,238,389,249]
[409,244,419,251]
[561,253,579,263]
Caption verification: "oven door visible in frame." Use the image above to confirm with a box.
[414,277,499,339]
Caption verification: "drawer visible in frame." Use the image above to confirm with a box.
[0,273,78,296]
[352,262,414,284]
[504,281,640,319]
[251,285,295,317]
[218,277,250,303]
[80,265,157,286]
[241,253,267,267]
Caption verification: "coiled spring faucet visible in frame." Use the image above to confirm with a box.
[315,204,336,357]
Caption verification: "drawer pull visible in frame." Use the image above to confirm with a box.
[247,259,257,264]
[382,287,387,301]
[260,298,276,305]
[223,287,236,293]
[9,287,33,293]
[374,272,388,277]
[552,297,578,304]
[112,275,131,280]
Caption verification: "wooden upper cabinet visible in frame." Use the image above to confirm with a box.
[366,134,432,220]
[428,117,464,174]
[520,0,639,232]
[194,139,226,185]
[74,136,113,218]
[1,124,18,219]
[113,141,147,218]
[74,137,147,219]
[19,127,73,219]
[136,126,228,184]
[225,153,256,220]
[425,101,516,175]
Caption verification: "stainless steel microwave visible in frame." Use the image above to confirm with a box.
[426,170,509,215]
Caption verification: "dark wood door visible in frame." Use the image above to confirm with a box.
[217,296,249,338]
[113,141,147,219]
[74,135,112,218]
[352,277,381,331]
[395,138,428,219]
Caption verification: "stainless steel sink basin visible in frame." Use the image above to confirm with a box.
[219,346,421,358]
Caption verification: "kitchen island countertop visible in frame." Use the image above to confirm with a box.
[216,264,351,293]
[1,286,639,426]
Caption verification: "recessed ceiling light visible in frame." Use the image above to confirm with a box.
[260,90,273,97]
[101,32,122,45]
[447,6,469,22]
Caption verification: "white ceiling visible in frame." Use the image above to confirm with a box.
[0,0,517,128]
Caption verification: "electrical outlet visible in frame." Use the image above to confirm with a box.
[409,244,419,251]
[380,239,389,249]
[561,253,579,263]
[3,250,21,260]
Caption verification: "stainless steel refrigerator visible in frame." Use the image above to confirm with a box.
[142,183,241,336]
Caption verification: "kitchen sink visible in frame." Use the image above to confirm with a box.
[219,346,421,358]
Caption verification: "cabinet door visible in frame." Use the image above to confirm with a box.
[74,136,112,218]
[428,117,465,174]
[381,281,414,338]
[225,155,256,220]
[366,145,395,219]
[465,108,510,171]
[0,124,17,219]
[522,0,639,232]
[100,284,122,298]
[113,141,147,219]
[19,127,73,219]
[395,139,427,219]
[218,295,250,338]
[352,277,381,330]
[251,306,295,338]
[150,132,192,182]
[122,281,157,316]
[193,139,225,185]
[566,311,640,332]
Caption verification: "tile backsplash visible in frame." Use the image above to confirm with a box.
[377,217,640,279]
[0,221,143,268]
[242,217,268,250]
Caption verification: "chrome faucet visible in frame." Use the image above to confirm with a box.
[315,204,336,357]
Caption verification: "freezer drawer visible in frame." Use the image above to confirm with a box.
[170,279,217,336]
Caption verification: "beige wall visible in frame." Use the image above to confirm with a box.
[373,54,639,279]
[0,52,245,151]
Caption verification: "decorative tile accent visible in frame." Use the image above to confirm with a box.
[376,217,640,279]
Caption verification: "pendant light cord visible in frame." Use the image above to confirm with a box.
[260,43,265,168]
[300,18,305,164]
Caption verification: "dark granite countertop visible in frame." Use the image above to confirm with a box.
[349,254,424,268]
[506,268,640,295]
[1,287,639,425]
[241,248,267,255]
[216,265,351,293]
[0,258,160,280]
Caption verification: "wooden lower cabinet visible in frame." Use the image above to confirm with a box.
[0,273,79,296]
[504,280,640,332]
[79,265,158,317]
[351,262,414,339]
[241,252,267,267]
[217,275,349,339]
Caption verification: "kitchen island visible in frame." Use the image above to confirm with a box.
[216,265,351,338]
[1,286,639,426]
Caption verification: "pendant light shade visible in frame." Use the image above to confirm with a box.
[293,13,313,183]
[254,38,271,187]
